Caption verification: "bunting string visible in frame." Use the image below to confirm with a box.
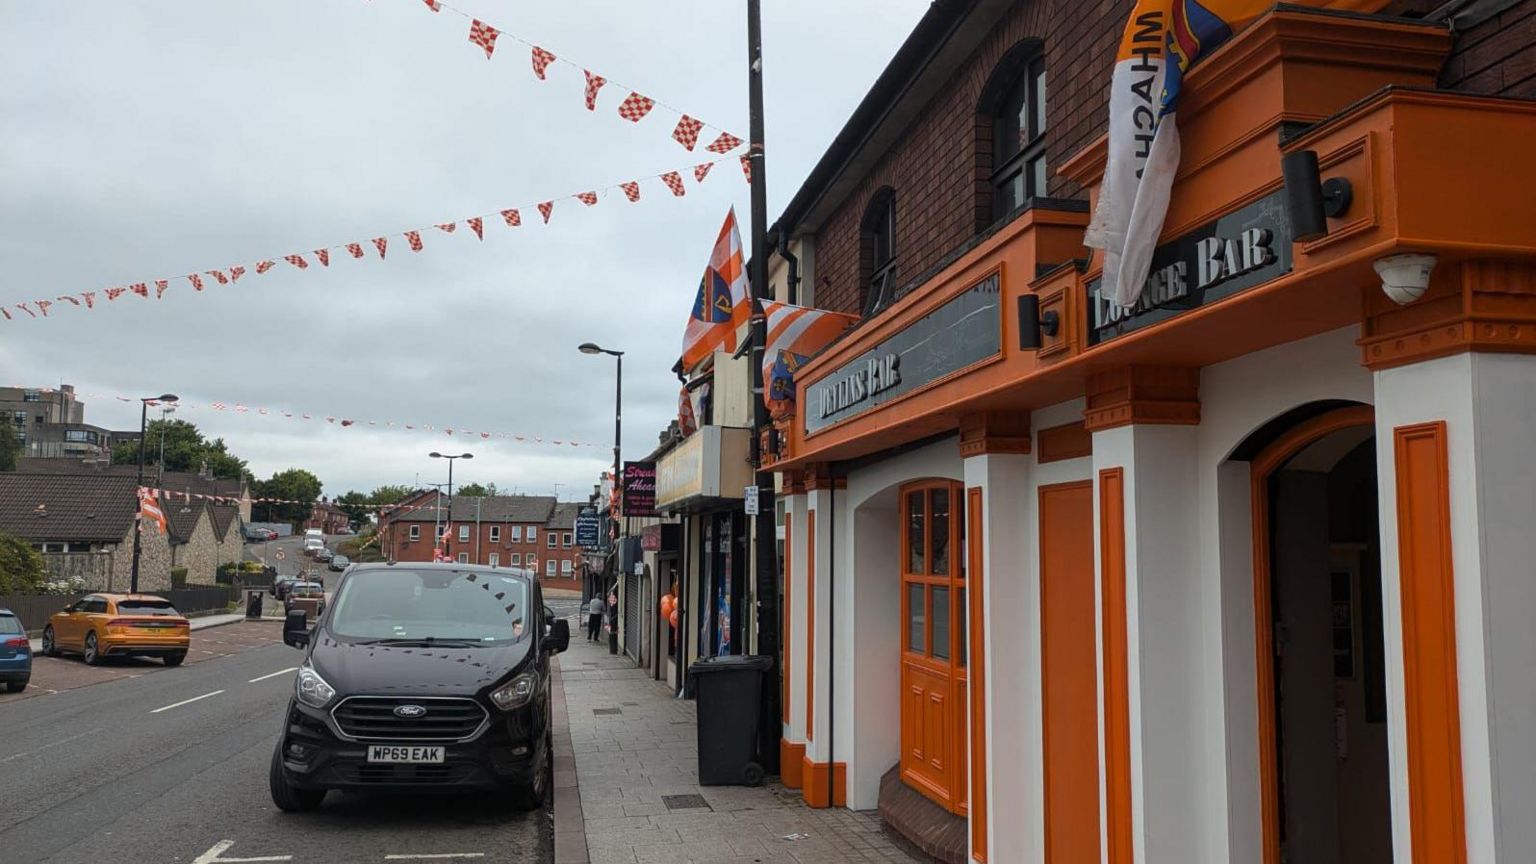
[11,386,605,451]
[144,485,461,512]
[2,156,746,323]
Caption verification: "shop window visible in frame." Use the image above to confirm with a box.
[860,188,898,317]
[978,41,1048,228]
[906,489,926,573]
[907,582,926,653]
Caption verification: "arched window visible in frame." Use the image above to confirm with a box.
[860,188,897,317]
[979,42,1047,226]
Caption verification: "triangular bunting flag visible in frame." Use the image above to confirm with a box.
[373,237,388,258]
[208,270,229,285]
[706,132,744,154]
[315,249,330,266]
[347,242,364,258]
[155,279,169,299]
[58,295,81,306]
[621,181,641,202]
[229,266,245,282]
[256,260,277,274]
[531,46,556,80]
[662,171,686,197]
[35,300,52,317]
[422,0,440,9]
[129,282,148,298]
[672,115,704,151]
[468,20,499,59]
[537,201,553,223]
[82,292,96,308]
[188,274,205,291]
[694,162,714,182]
[501,209,521,227]
[284,254,309,269]
[405,230,423,251]
[577,191,598,206]
[435,222,456,233]
[741,154,753,184]
[0,308,10,320]
[15,303,35,318]
[583,70,606,111]
[617,92,655,122]
[467,217,483,240]
[106,286,127,301]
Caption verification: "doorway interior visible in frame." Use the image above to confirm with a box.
[1253,406,1392,864]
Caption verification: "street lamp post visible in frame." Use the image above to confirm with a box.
[429,452,472,561]
[579,342,623,655]
[130,393,178,594]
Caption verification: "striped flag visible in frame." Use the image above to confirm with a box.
[761,301,857,410]
[138,487,169,535]
[1084,0,1269,307]
[679,209,750,370]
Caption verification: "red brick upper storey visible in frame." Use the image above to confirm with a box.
[796,0,1536,319]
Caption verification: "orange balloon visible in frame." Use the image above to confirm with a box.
[669,608,679,629]
[660,598,673,619]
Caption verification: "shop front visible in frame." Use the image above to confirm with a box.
[769,7,1536,864]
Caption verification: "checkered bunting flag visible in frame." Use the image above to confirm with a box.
[537,201,554,223]
[373,237,388,259]
[577,191,599,206]
[468,20,499,59]
[284,254,309,269]
[188,274,205,291]
[706,132,743,154]
[58,295,81,307]
[621,181,641,202]
[467,217,484,240]
[501,209,521,227]
[35,300,52,317]
[256,260,277,274]
[741,155,753,184]
[693,162,713,182]
[315,249,330,266]
[229,266,245,282]
[207,270,229,285]
[155,279,169,299]
[422,0,441,10]
[106,286,127,301]
[435,222,457,234]
[129,282,149,298]
[661,171,686,197]
[531,46,556,80]
[82,291,96,309]
[672,115,703,151]
[347,243,364,259]
[617,92,655,123]
[405,231,423,252]
[583,71,607,111]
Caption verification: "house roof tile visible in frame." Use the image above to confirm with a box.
[0,474,138,543]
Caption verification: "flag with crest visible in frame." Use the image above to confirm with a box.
[679,209,750,370]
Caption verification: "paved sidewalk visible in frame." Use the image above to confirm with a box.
[553,635,923,864]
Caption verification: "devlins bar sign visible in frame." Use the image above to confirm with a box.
[1087,189,1294,345]
[804,273,1001,434]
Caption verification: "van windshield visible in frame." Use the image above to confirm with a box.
[327,568,529,644]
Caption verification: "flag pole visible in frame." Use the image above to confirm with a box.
[745,0,781,775]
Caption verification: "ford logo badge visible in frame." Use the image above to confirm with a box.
[394,704,427,718]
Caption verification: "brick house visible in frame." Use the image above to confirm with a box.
[0,473,173,591]
[759,1,1536,862]
[305,500,350,535]
[541,502,585,589]
[374,492,586,589]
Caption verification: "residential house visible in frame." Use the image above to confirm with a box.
[0,473,173,591]
[541,502,585,589]
[305,500,350,535]
[378,492,561,578]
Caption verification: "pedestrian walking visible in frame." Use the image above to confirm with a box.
[586,594,606,642]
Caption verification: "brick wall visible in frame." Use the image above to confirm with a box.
[810,0,1536,317]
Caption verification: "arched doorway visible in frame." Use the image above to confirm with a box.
[1250,405,1393,864]
[898,479,968,814]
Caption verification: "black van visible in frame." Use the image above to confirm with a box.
[269,562,569,812]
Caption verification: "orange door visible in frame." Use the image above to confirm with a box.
[900,481,969,814]
[1039,481,1101,864]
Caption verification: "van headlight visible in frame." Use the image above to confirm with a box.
[295,662,336,708]
[489,671,540,711]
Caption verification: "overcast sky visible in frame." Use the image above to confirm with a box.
[0,0,928,499]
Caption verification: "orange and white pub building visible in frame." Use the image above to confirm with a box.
[760,2,1536,863]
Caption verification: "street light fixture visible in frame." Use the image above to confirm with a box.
[578,342,623,653]
[429,452,473,559]
[131,393,178,593]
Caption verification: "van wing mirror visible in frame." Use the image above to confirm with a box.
[283,609,311,649]
[545,618,570,655]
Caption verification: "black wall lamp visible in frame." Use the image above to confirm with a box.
[1017,294,1058,351]
[1282,149,1353,243]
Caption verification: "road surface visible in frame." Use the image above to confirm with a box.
[0,620,550,864]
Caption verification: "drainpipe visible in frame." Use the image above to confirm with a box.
[777,233,801,306]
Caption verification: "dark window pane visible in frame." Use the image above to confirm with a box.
[907,583,926,653]
[930,488,950,576]
[931,587,950,661]
[907,491,925,573]
[1033,62,1047,137]
[957,587,968,666]
[1031,157,1047,198]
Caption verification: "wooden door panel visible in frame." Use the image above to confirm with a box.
[1039,481,1102,864]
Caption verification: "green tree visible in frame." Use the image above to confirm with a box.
[368,485,416,506]
[335,490,373,528]
[0,530,48,593]
[0,421,18,472]
[252,468,323,527]
[112,419,248,480]
[455,482,497,498]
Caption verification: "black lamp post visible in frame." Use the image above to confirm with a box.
[579,342,623,654]
[429,452,472,559]
[130,393,178,593]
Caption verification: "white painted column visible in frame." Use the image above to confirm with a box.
[963,452,1034,864]
[782,491,809,746]
[1374,352,1536,863]
[804,484,836,767]
[1093,423,1210,864]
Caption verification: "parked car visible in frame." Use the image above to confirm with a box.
[314,547,335,563]
[0,608,32,693]
[284,582,327,617]
[41,594,190,667]
[327,554,350,572]
[273,578,300,601]
[270,563,570,812]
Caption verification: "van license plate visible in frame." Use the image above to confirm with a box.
[366,745,444,764]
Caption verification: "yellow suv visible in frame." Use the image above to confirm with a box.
[41,593,191,666]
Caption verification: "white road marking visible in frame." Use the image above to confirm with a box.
[150,689,225,714]
[383,856,486,861]
[0,727,104,763]
[247,667,298,683]
[193,840,292,863]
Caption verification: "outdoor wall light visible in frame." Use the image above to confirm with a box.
[1374,253,1438,306]
[1282,149,1353,243]
[1017,294,1058,350]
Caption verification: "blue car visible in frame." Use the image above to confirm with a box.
[0,608,32,693]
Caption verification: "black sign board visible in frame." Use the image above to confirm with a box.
[804,272,1001,434]
[622,461,657,517]
[1087,189,1293,345]
[574,508,600,548]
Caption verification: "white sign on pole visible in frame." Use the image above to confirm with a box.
[275,550,286,561]
[744,485,760,515]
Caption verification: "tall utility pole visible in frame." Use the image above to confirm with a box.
[745,0,781,774]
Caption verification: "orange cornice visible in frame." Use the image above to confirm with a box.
[1082,366,1200,432]
[803,464,846,491]
[1360,260,1536,370]
[958,411,1032,457]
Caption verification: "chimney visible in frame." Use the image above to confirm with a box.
[199,459,211,479]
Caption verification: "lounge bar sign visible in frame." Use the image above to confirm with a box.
[1087,189,1294,345]
[804,272,1001,434]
